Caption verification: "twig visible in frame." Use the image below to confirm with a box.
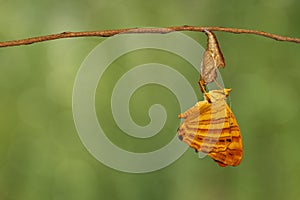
[1,25,300,48]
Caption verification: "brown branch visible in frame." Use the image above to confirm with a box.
[1,25,300,48]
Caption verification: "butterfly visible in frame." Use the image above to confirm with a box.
[178,88,243,167]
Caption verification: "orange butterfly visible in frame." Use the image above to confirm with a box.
[178,88,243,167]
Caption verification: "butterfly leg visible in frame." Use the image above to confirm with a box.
[199,79,207,93]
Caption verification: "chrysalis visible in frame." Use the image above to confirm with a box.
[200,30,225,90]
[205,30,225,68]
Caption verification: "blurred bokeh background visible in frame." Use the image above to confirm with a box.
[1,0,300,199]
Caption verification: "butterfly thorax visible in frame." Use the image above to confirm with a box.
[204,88,231,103]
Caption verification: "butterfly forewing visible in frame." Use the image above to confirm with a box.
[208,104,243,166]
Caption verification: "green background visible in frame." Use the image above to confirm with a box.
[1,0,300,199]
